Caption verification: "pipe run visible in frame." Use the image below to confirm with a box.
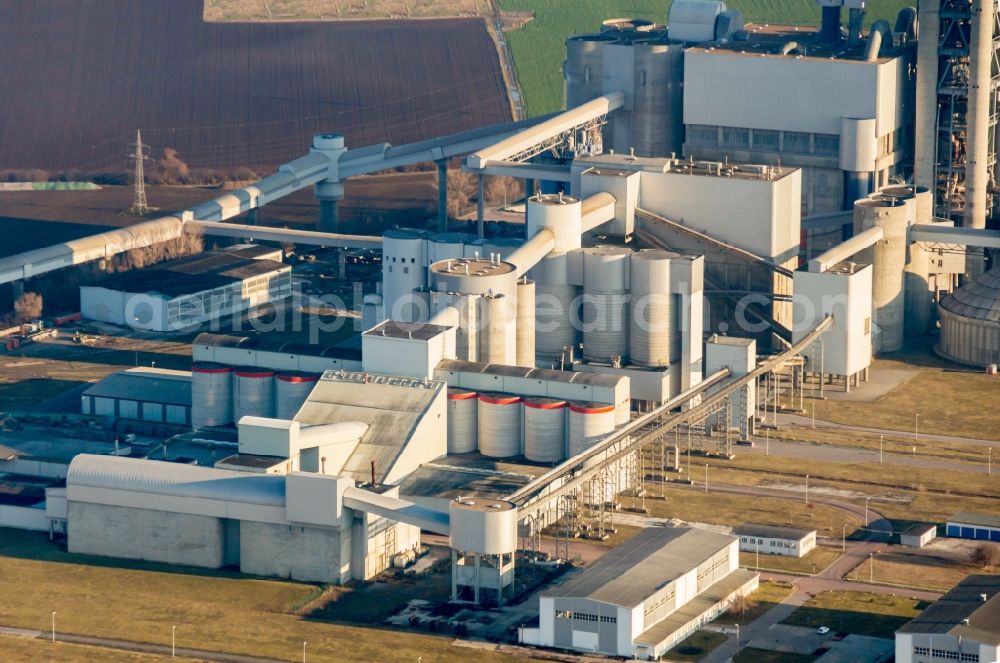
[807,225,885,272]
[506,228,556,277]
[865,20,892,62]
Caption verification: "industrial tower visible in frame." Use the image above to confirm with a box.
[127,129,151,216]
[915,0,1000,276]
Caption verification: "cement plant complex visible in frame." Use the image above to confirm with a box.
[0,1,998,662]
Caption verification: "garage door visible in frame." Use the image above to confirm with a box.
[141,403,164,422]
[117,400,139,420]
[165,405,188,425]
[93,397,115,417]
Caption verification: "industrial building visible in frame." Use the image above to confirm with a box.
[521,527,758,658]
[733,523,817,558]
[81,367,192,425]
[1,0,999,646]
[947,512,1000,542]
[900,523,937,549]
[895,575,1000,663]
[80,245,291,332]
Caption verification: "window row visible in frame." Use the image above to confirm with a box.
[687,124,841,156]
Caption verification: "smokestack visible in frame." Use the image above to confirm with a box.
[964,0,993,278]
[816,0,845,43]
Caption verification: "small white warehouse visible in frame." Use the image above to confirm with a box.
[522,527,758,658]
[80,246,291,332]
[81,367,192,425]
[733,523,817,558]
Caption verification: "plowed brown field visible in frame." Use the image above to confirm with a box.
[0,0,510,173]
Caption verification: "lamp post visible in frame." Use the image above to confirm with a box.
[865,497,870,527]
[303,641,307,663]
[915,413,919,441]
[869,552,874,583]
[805,474,809,503]
[989,447,993,476]
[704,464,708,493]
[51,611,56,643]
[735,623,741,656]
[811,403,816,429]
[172,625,176,658]
[879,434,884,464]
[765,428,769,456]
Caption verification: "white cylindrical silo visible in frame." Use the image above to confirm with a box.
[429,232,476,263]
[526,193,583,252]
[532,251,580,363]
[275,372,319,420]
[382,228,430,322]
[191,362,234,428]
[629,249,675,367]
[881,186,935,337]
[582,247,631,363]
[854,197,909,353]
[478,294,509,364]
[516,278,536,367]
[447,388,479,454]
[523,397,566,463]
[478,393,522,458]
[567,402,616,457]
[234,369,275,421]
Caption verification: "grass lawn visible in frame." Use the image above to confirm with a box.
[0,529,543,663]
[844,552,998,592]
[740,546,842,575]
[734,648,818,663]
[498,0,910,116]
[810,368,1000,442]
[726,580,796,626]
[624,486,863,538]
[781,591,926,638]
[664,629,728,661]
[0,634,194,662]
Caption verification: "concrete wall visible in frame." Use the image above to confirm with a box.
[68,501,224,568]
[0,504,48,531]
[239,520,350,584]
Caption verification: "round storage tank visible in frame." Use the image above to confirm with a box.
[565,34,612,108]
[582,246,632,363]
[526,194,583,252]
[382,228,430,322]
[936,266,1000,367]
[429,257,518,299]
[191,363,234,428]
[854,197,909,353]
[478,393,522,458]
[567,402,616,457]
[629,249,676,367]
[631,40,684,158]
[516,278,536,367]
[234,369,275,421]
[524,397,567,463]
[448,388,479,454]
[275,372,319,420]
[532,251,580,363]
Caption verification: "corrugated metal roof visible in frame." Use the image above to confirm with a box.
[83,369,192,406]
[90,250,287,298]
[939,266,1000,322]
[897,575,1000,644]
[949,511,1000,529]
[67,454,285,505]
[544,527,735,608]
[294,375,443,482]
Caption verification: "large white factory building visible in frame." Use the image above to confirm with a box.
[4,0,1000,657]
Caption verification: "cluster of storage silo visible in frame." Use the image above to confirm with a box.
[191,362,320,428]
[442,386,617,463]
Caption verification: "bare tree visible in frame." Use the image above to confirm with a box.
[14,292,43,322]
[446,170,477,219]
[971,543,1000,568]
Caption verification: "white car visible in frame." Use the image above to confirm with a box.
[817,626,831,635]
